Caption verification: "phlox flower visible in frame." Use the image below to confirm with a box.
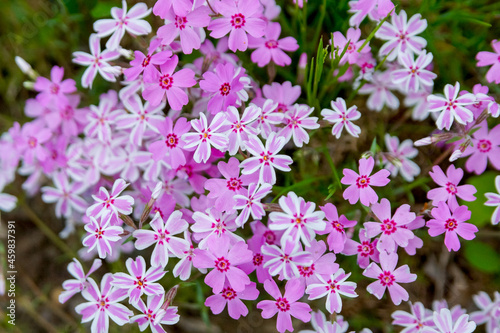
[93,0,152,50]
[364,198,416,253]
[257,278,312,333]
[431,308,476,333]
[332,27,370,65]
[363,251,417,305]
[41,172,88,218]
[133,211,190,268]
[427,165,476,209]
[130,294,180,333]
[262,81,301,114]
[382,134,421,182]
[75,273,133,333]
[262,236,313,280]
[240,132,293,185]
[0,192,17,213]
[199,62,250,114]
[152,0,191,19]
[358,71,400,112]
[375,10,427,61]
[470,291,500,333]
[205,282,260,320]
[142,55,197,109]
[405,88,432,121]
[87,178,135,221]
[401,216,425,256]
[190,208,242,250]
[111,256,166,305]
[279,104,320,147]
[321,98,361,139]
[234,182,273,226]
[476,39,500,84]
[18,121,52,165]
[306,268,358,314]
[348,0,395,27]
[224,105,260,155]
[392,302,435,333]
[341,156,391,206]
[432,300,467,324]
[319,203,357,253]
[248,22,299,67]
[485,176,500,225]
[427,202,477,252]
[461,122,500,175]
[268,192,326,247]
[157,5,211,54]
[173,231,198,281]
[34,66,76,108]
[182,112,229,163]
[392,51,436,93]
[148,117,191,169]
[427,82,475,130]
[59,258,102,304]
[124,42,172,82]
[300,310,348,333]
[72,34,120,88]
[208,0,266,52]
[83,216,124,259]
[239,233,273,283]
[251,99,284,138]
[297,240,338,284]
[84,94,124,142]
[193,241,253,294]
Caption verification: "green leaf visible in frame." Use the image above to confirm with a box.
[91,2,115,19]
[465,241,500,272]
[460,171,497,227]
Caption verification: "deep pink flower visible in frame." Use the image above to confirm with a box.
[93,0,152,50]
[148,117,191,169]
[248,22,299,67]
[392,51,436,93]
[130,294,180,333]
[297,240,338,285]
[476,39,500,84]
[205,282,259,320]
[341,156,391,206]
[240,132,293,185]
[182,112,229,163]
[382,134,421,182]
[239,234,272,283]
[343,228,380,269]
[363,251,417,305]
[193,240,253,294]
[142,55,196,109]
[485,175,500,225]
[59,258,102,304]
[348,0,395,27]
[124,43,172,82]
[262,236,312,280]
[375,10,427,61]
[461,122,500,175]
[208,0,266,52]
[319,203,357,253]
[75,273,133,333]
[34,66,76,108]
[234,183,272,227]
[256,278,312,333]
[41,172,88,218]
[262,81,301,114]
[87,179,135,221]
[279,104,320,147]
[18,121,52,165]
[427,165,476,209]
[321,97,361,139]
[427,202,477,252]
[332,27,370,65]
[152,0,191,19]
[83,216,124,259]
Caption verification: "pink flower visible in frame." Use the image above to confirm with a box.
[124,43,172,82]
[375,10,427,61]
[321,98,361,139]
[262,81,301,114]
[363,251,417,305]
[343,228,380,269]
[341,156,391,206]
[18,121,52,165]
[392,302,434,333]
[41,172,88,218]
[485,175,500,225]
[208,0,266,52]
[240,132,293,185]
[142,55,196,109]
[224,105,260,155]
[319,203,357,253]
[234,183,272,227]
[305,310,348,333]
[93,0,152,50]
[205,282,259,320]
[133,211,190,267]
[190,208,242,250]
[476,39,500,84]
[75,273,133,333]
[83,216,124,259]
[262,236,312,280]
[34,66,76,108]
[59,258,102,304]
[130,294,180,333]
[461,122,500,175]
[111,255,166,305]
[470,291,500,332]
[297,240,337,284]
[348,0,395,27]
[256,278,312,333]
[72,34,120,88]
[84,95,124,142]
[251,99,284,139]
[248,22,299,67]
[148,117,191,169]
[152,0,191,19]
[332,28,371,65]
[427,82,475,130]
[427,202,477,252]
[279,104,320,147]
[172,231,197,281]
[392,51,436,93]
[306,268,358,314]
[427,165,476,209]
[182,112,229,163]
[431,308,476,333]
[268,192,326,247]
[157,5,211,54]
[364,198,416,253]
[359,71,400,112]
[199,62,250,114]
[382,134,421,182]
[87,179,135,221]
[193,240,253,294]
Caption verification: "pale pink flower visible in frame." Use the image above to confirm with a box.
[359,71,400,112]
[262,81,301,114]
[279,104,320,147]
[84,94,124,142]
[262,236,313,280]
[130,295,180,333]
[431,308,476,333]
[321,98,361,138]
[250,99,283,139]
[86,179,135,221]
[348,0,395,27]
[461,122,500,175]
[172,231,198,281]
[476,39,500,84]
[59,258,102,304]
[234,183,273,227]
[34,66,76,108]
[152,0,191,19]
[83,216,124,259]
[224,105,260,155]
[190,208,242,250]
[41,172,88,218]
[392,51,436,93]
[382,134,421,182]
[391,301,434,333]
[485,175,500,225]
[332,27,371,65]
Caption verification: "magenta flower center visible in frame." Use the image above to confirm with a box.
[231,13,246,29]
[135,277,147,288]
[356,175,370,188]
[165,133,179,148]
[398,31,408,42]
[478,139,492,153]
[444,218,458,231]
[94,227,105,239]
[381,219,397,235]
[28,136,38,148]
[219,82,231,96]
[333,221,344,232]
[142,55,151,67]
[159,74,174,90]
[175,15,187,30]
[226,177,243,191]
[260,152,274,164]
[378,271,395,286]
[327,279,340,292]
[221,287,237,300]
[215,257,230,272]
[98,297,110,310]
[50,84,60,94]
[253,253,263,266]
[232,121,245,133]
[265,40,279,49]
[276,103,288,113]
[347,42,355,52]
[358,241,374,257]
[446,182,458,195]
[298,264,315,277]
[211,219,227,236]
[263,230,276,244]
[275,297,290,312]
[61,106,75,120]
[201,129,212,142]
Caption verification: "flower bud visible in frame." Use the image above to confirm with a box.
[15,56,38,80]
[414,137,432,146]
[151,181,163,200]
[449,149,462,162]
